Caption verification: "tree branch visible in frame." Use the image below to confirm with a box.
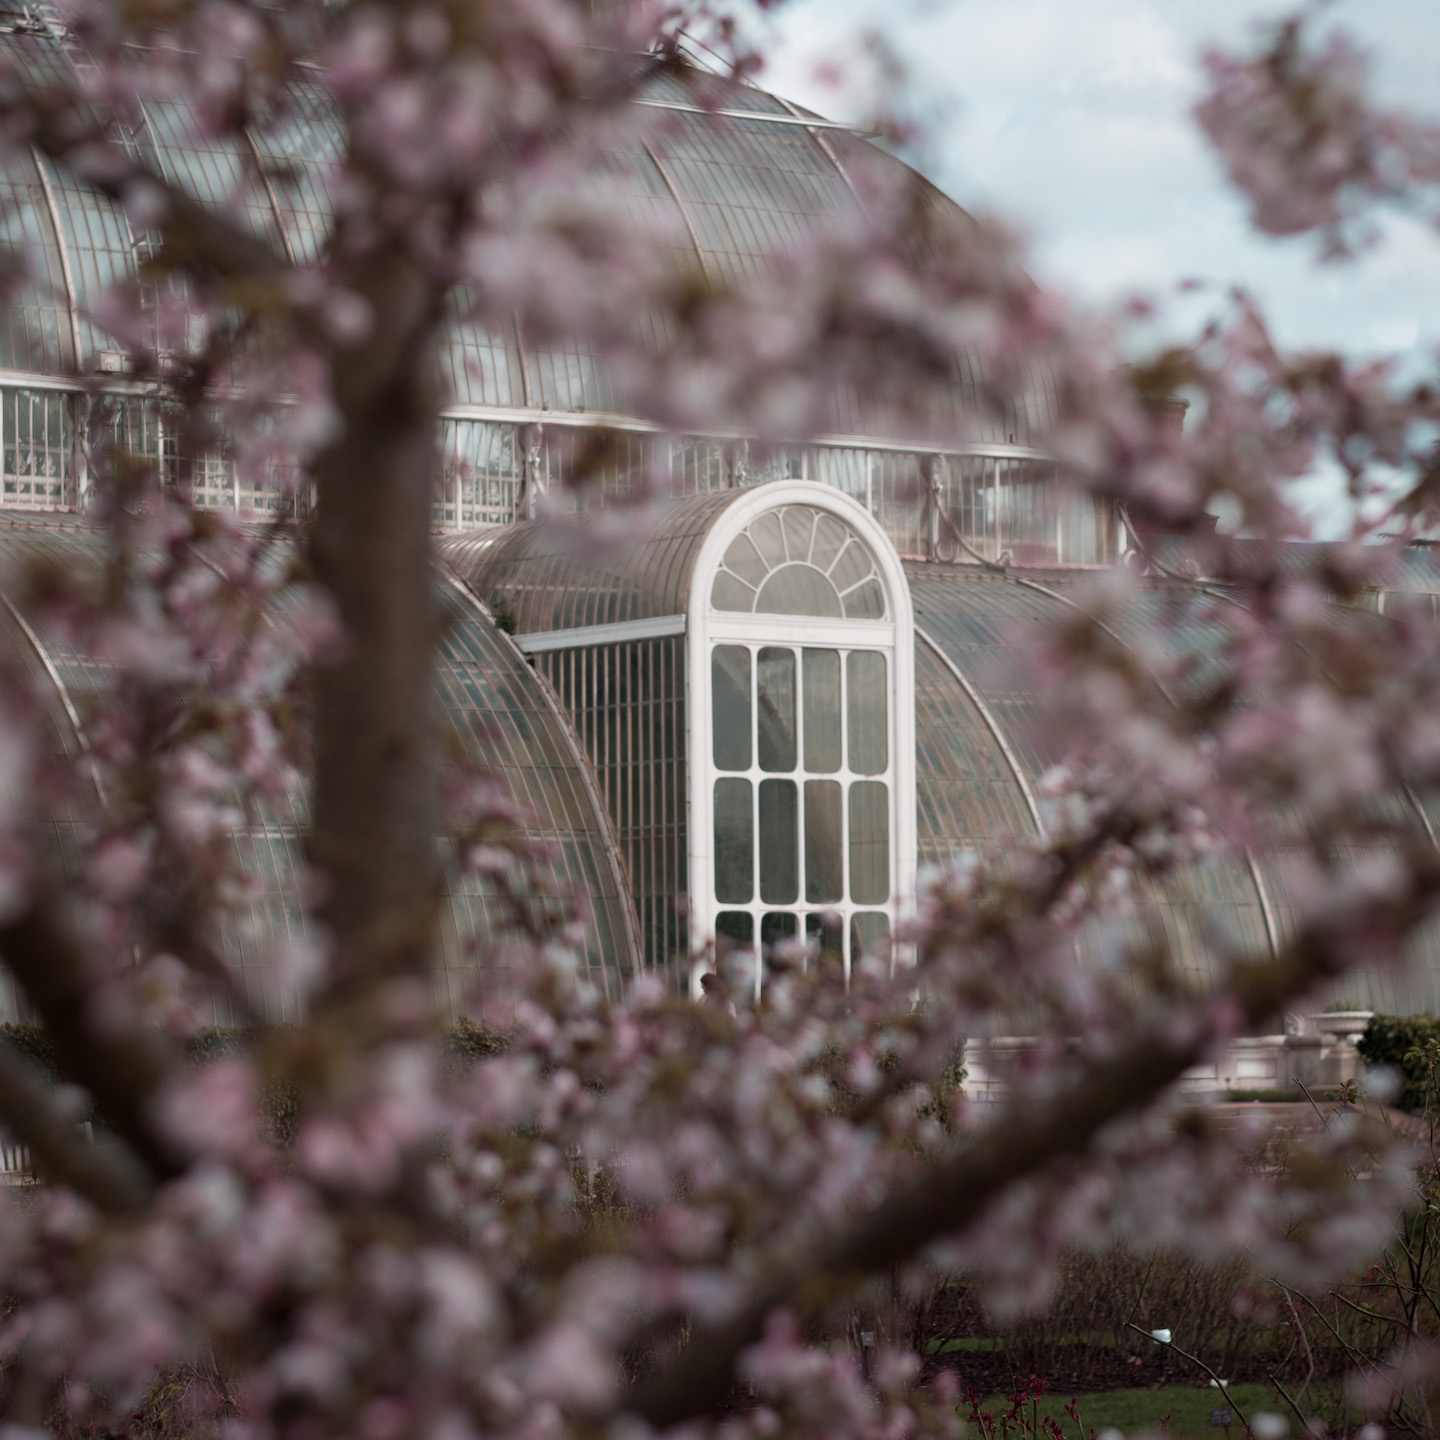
[617,861,1440,1427]
[0,1039,152,1212]
[0,896,187,1185]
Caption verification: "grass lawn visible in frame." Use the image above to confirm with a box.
[969,1385,1285,1440]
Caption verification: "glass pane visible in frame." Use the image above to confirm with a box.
[806,911,845,971]
[750,511,786,568]
[712,645,752,771]
[711,571,756,612]
[804,779,843,904]
[714,777,753,903]
[843,578,886,619]
[782,506,816,562]
[850,911,890,962]
[723,533,767,586]
[758,778,798,904]
[803,649,841,772]
[830,540,872,592]
[715,910,754,956]
[757,647,797,772]
[812,514,850,572]
[761,911,798,951]
[847,651,888,774]
[756,564,843,617]
[848,780,890,904]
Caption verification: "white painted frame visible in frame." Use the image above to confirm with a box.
[685,481,917,996]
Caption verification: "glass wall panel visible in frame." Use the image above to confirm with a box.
[750,511,786,567]
[758,777,798,904]
[712,645,751,770]
[538,634,688,979]
[438,419,524,529]
[714,776,753,903]
[806,911,844,972]
[847,651,888,774]
[804,778,843,904]
[756,645,796,772]
[711,571,756,611]
[850,911,890,961]
[761,911,798,949]
[671,438,732,493]
[2,388,70,506]
[716,910,754,949]
[848,780,890,904]
[802,648,840,772]
[843,578,886,619]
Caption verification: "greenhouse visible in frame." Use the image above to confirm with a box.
[0,9,1437,1040]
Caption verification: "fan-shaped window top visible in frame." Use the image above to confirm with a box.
[711,506,886,619]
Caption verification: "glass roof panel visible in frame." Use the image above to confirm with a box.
[647,111,855,283]
[37,154,136,363]
[640,69,795,116]
[140,98,283,245]
[444,491,739,632]
[913,634,1037,861]
[443,288,526,408]
[246,80,343,263]
[0,520,639,1019]
[0,147,74,372]
[436,588,640,990]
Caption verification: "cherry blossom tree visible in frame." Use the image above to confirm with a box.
[0,2,1432,1438]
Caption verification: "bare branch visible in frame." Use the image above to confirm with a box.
[1123,1322,1251,1428]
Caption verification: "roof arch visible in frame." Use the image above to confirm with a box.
[0,26,1057,449]
[0,515,643,1024]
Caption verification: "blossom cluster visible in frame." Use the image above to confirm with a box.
[0,3,1428,1440]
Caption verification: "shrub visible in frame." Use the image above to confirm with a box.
[1356,1013,1440,1112]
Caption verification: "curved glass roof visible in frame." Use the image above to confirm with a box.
[0,516,641,1023]
[0,29,1056,448]
[906,563,1277,992]
[444,492,740,633]
[907,561,1440,1010]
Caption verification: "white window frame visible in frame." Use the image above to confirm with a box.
[686,481,917,997]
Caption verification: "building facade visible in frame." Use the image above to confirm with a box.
[0,14,1437,1031]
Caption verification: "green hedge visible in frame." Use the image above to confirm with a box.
[1356,1013,1440,1112]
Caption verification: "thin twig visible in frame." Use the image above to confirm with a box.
[1266,1370,1310,1435]
[1123,1322,1249,1429]
[1293,1077,1332,1134]
[1282,1286,1316,1401]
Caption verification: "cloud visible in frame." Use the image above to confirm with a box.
[757,0,1440,364]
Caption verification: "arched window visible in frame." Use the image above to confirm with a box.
[710,507,887,620]
[689,489,915,995]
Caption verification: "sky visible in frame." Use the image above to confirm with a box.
[751,0,1440,368]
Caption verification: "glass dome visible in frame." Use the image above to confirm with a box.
[0,20,1113,566]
